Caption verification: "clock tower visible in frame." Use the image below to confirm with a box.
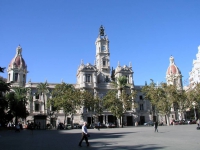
[95,25,110,82]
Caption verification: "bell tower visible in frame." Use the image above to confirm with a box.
[95,25,110,80]
[7,45,28,87]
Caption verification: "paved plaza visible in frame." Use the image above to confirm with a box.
[0,124,199,150]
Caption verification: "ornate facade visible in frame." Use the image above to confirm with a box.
[165,56,184,121]
[7,26,156,128]
[189,46,200,88]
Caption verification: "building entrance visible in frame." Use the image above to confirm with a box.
[140,116,145,125]
[127,116,133,126]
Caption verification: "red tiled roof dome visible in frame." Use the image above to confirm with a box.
[167,64,179,74]
[8,45,26,69]
[166,56,180,75]
[9,56,26,68]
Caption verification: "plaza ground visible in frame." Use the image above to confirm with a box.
[0,124,199,150]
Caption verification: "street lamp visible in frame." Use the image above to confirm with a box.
[192,102,197,120]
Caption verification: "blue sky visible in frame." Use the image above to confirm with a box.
[1,0,200,86]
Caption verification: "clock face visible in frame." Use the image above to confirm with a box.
[101,46,106,51]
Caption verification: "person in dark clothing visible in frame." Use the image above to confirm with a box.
[154,121,158,132]
[98,122,100,131]
[79,122,89,147]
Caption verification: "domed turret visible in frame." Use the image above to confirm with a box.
[166,56,181,75]
[166,56,182,90]
[7,45,28,87]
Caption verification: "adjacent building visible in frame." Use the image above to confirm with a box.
[189,46,200,88]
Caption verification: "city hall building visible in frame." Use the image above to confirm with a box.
[6,26,184,128]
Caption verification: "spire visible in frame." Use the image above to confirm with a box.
[129,62,132,67]
[170,55,174,65]
[118,61,120,67]
[16,45,22,56]
[81,59,84,65]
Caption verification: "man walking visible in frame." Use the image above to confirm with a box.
[79,122,89,147]
[154,121,158,132]
[98,122,100,131]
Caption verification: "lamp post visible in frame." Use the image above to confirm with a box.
[192,102,197,120]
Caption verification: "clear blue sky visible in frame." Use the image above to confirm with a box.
[1,0,200,86]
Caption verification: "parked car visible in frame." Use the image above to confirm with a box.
[144,121,154,126]
[106,123,116,128]
[189,120,196,124]
[73,123,80,129]
[65,124,72,129]
[100,123,107,128]
[57,123,65,130]
[78,124,83,129]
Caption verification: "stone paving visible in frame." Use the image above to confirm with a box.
[0,124,199,150]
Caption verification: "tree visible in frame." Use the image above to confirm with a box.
[6,87,29,125]
[186,83,200,119]
[93,96,103,118]
[103,90,123,127]
[112,75,137,127]
[37,81,49,114]
[142,80,180,125]
[50,83,82,126]
[0,66,10,125]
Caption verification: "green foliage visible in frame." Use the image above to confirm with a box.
[112,75,127,90]
[186,83,200,109]
[50,83,82,116]
[142,80,181,115]
[103,90,123,119]
[37,81,49,112]
[6,87,29,124]
[120,90,138,111]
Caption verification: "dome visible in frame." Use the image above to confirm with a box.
[8,45,27,69]
[9,56,26,68]
[167,64,180,75]
[166,56,180,75]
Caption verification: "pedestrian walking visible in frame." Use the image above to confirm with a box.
[78,122,89,147]
[197,118,200,127]
[154,121,158,132]
[98,122,100,131]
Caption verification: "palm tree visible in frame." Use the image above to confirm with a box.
[37,81,49,114]
[7,87,29,125]
[112,75,134,127]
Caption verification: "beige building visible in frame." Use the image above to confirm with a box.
[7,26,156,128]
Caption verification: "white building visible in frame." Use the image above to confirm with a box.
[165,56,184,121]
[189,46,200,88]
[7,26,154,128]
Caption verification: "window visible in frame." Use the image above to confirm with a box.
[152,105,155,111]
[139,95,143,100]
[52,106,56,111]
[140,104,144,110]
[126,75,129,83]
[23,74,26,83]
[86,74,91,83]
[35,94,39,99]
[35,103,39,112]
[101,45,106,51]
[9,74,10,81]
[103,60,106,66]
[14,73,18,82]
[105,76,109,82]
